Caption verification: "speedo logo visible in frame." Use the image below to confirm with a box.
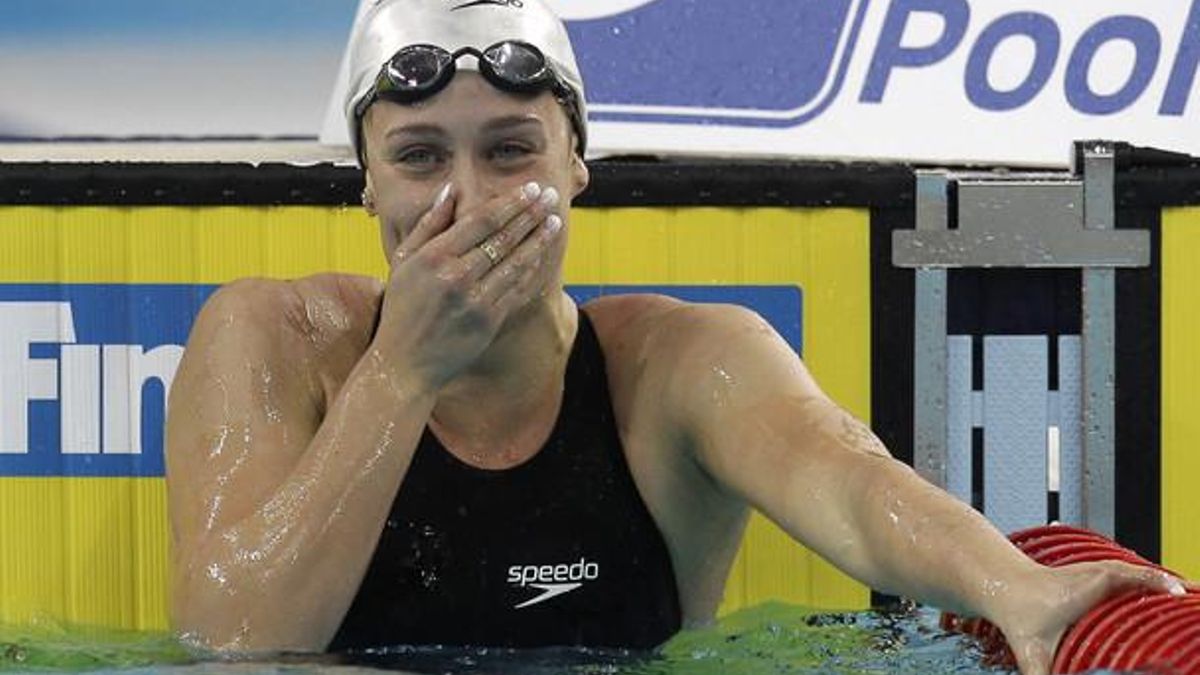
[451,0,522,11]
[506,558,599,609]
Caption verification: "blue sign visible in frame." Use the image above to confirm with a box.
[0,285,215,477]
[569,0,870,127]
[0,284,799,477]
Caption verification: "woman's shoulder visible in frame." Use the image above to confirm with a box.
[181,273,384,410]
[583,292,691,372]
[202,273,381,330]
[192,273,383,363]
[583,292,772,386]
[582,292,683,332]
[582,292,754,345]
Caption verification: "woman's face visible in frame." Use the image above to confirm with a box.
[360,71,588,267]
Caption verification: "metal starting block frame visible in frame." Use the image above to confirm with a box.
[893,141,1151,537]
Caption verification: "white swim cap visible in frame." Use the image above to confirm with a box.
[345,0,588,165]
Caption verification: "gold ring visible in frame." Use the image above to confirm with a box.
[478,240,502,266]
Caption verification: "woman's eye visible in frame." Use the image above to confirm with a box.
[394,147,443,167]
[491,142,533,161]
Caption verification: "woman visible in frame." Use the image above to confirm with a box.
[165,1,1186,672]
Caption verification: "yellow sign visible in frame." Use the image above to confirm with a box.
[1162,206,1200,580]
[0,204,872,629]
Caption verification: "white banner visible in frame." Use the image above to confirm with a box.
[321,0,1200,166]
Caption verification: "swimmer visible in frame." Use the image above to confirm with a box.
[164,1,1189,673]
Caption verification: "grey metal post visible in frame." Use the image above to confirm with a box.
[912,172,949,488]
[1080,142,1118,537]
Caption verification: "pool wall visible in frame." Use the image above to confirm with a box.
[0,156,1196,631]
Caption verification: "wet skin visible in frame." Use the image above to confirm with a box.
[166,73,1189,675]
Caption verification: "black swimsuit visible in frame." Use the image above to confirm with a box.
[328,309,682,650]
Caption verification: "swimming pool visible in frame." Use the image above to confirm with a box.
[0,602,1144,674]
[2,158,1196,675]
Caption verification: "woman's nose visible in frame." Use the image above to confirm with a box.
[447,158,495,217]
[446,159,535,220]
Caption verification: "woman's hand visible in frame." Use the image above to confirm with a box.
[998,561,1187,675]
[371,181,564,392]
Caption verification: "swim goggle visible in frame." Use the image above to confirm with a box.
[353,40,586,156]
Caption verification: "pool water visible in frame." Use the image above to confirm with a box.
[0,603,1134,674]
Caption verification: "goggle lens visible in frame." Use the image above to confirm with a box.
[483,42,547,86]
[387,47,453,90]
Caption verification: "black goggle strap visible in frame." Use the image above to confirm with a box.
[369,42,551,104]
[355,42,585,158]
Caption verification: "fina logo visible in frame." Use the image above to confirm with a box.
[571,0,1199,127]
[0,286,204,477]
[0,302,182,459]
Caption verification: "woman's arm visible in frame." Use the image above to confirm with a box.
[640,302,1183,675]
[167,276,437,652]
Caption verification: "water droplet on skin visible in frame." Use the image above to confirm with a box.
[206,563,229,587]
[207,425,231,459]
[708,365,738,407]
[258,367,284,424]
[204,493,224,531]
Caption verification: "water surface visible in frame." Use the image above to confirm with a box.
[0,603,1134,674]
